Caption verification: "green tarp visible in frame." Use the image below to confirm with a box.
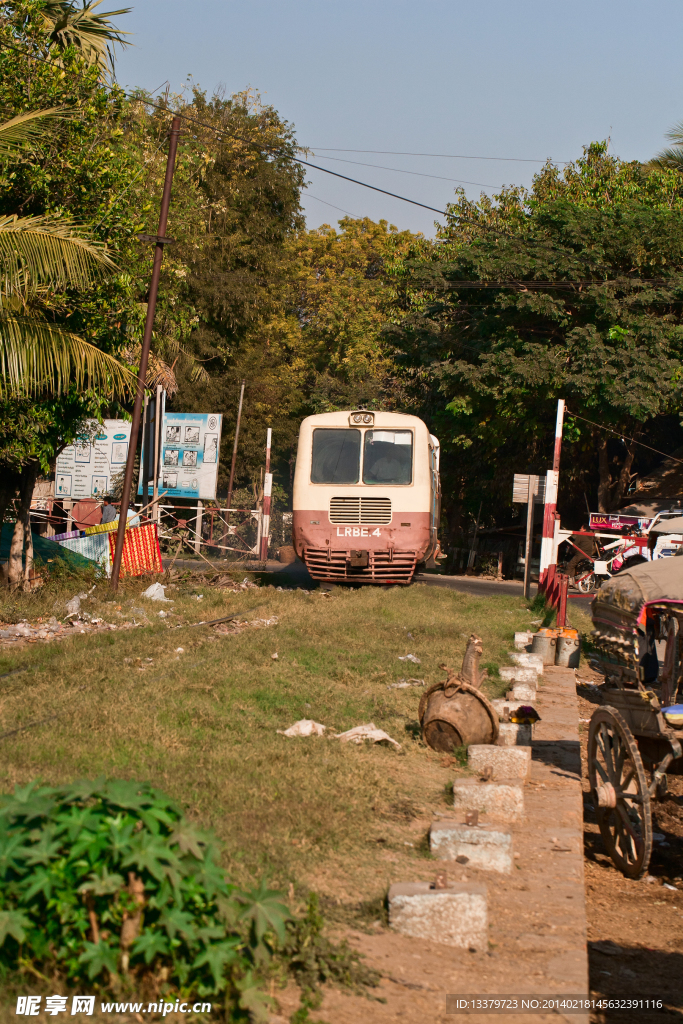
[0,524,94,569]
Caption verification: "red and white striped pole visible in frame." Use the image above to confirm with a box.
[539,399,565,587]
[259,428,272,562]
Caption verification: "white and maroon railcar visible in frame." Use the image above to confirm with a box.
[292,410,441,584]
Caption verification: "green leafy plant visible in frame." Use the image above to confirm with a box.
[0,779,290,1012]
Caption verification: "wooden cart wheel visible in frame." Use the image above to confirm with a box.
[588,706,652,878]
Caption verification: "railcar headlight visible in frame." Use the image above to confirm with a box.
[363,413,373,424]
[352,413,363,423]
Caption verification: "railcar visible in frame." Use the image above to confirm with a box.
[292,410,442,584]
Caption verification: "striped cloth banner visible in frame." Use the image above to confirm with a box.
[108,523,162,578]
[59,532,111,573]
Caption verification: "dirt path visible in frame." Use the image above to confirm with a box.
[575,667,683,1023]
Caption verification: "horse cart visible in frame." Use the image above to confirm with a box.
[588,558,683,877]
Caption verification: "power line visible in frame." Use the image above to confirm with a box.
[0,39,450,217]
[305,193,360,218]
[567,409,683,466]
[310,153,500,189]
[310,147,569,164]
[297,158,446,215]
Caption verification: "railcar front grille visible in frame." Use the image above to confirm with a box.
[329,496,392,525]
[303,547,417,584]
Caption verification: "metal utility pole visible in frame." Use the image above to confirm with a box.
[110,117,181,590]
[524,475,540,599]
[226,380,246,519]
[259,427,272,562]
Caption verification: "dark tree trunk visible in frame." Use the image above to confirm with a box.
[597,435,611,513]
[8,462,38,591]
[608,438,638,511]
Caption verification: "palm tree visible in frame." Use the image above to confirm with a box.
[37,0,131,72]
[650,121,683,172]
[0,108,133,398]
[0,107,134,589]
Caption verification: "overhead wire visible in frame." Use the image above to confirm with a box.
[566,410,683,466]
[0,38,599,243]
[308,153,500,189]
[295,158,447,214]
[309,148,569,164]
[0,39,452,216]
[304,193,360,218]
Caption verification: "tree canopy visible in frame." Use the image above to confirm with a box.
[388,143,683,539]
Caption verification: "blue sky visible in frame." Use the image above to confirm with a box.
[115,1,683,237]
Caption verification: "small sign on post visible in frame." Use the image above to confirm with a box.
[512,474,546,505]
[513,474,544,599]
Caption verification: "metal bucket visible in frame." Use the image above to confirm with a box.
[530,629,558,665]
[556,633,581,668]
[419,679,499,752]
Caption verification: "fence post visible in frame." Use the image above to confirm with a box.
[556,573,569,627]
[194,501,203,554]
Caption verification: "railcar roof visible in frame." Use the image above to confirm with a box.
[300,410,428,427]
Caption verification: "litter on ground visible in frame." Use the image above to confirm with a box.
[333,723,401,749]
[398,654,421,664]
[277,719,326,737]
[141,582,172,602]
[387,678,425,689]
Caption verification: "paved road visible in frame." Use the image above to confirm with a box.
[414,571,594,608]
[162,556,594,607]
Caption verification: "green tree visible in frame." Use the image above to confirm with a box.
[388,143,683,550]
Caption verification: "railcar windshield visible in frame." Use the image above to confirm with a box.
[311,428,361,483]
[363,430,413,485]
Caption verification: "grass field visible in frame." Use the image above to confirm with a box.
[0,572,592,923]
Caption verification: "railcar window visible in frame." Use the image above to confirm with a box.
[363,430,413,485]
[311,429,361,484]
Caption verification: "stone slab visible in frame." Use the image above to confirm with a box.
[499,665,537,684]
[513,631,533,651]
[509,651,544,671]
[491,698,540,719]
[430,819,512,873]
[388,881,488,948]
[496,721,532,747]
[507,682,537,702]
[468,744,531,779]
[452,777,524,821]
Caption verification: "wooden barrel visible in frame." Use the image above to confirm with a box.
[419,679,499,752]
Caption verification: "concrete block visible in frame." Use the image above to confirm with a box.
[496,721,532,747]
[491,698,523,718]
[452,777,525,821]
[388,881,488,948]
[500,666,537,684]
[468,744,531,779]
[507,682,537,702]
[430,819,513,873]
[509,651,544,672]
[514,631,533,651]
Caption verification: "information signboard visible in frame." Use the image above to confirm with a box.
[55,419,131,500]
[139,412,223,500]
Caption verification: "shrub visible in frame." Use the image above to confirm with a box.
[0,780,290,1017]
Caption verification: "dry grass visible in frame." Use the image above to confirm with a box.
[0,574,584,915]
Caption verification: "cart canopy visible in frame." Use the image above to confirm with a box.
[649,516,683,535]
[592,557,683,626]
